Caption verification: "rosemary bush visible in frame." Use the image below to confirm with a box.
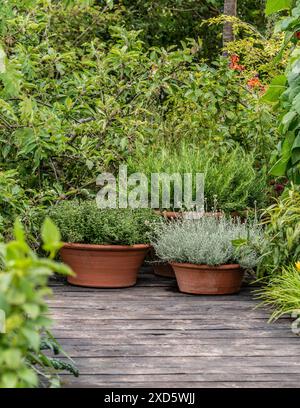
[151,216,262,268]
[127,143,267,212]
[48,200,160,245]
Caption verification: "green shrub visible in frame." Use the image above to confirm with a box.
[0,218,77,388]
[151,216,262,268]
[127,143,268,212]
[0,2,277,204]
[258,186,300,277]
[0,170,30,237]
[48,200,160,245]
[256,264,300,321]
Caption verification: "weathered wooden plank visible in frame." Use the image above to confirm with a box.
[48,285,253,302]
[52,328,296,340]
[48,307,277,320]
[50,318,289,330]
[47,298,264,309]
[52,356,300,373]
[47,343,300,357]
[50,282,257,296]
[61,380,300,389]
[51,334,298,344]
[60,373,300,388]
[48,271,299,388]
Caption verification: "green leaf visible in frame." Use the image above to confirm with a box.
[106,0,114,10]
[21,327,40,351]
[270,133,295,176]
[291,147,300,165]
[23,303,40,319]
[2,349,22,369]
[282,110,297,132]
[232,238,247,248]
[41,217,62,257]
[266,0,292,16]
[13,219,25,243]
[12,128,35,149]
[18,367,38,387]
[262,75,287,102]
[1,372,18,388]
[270,157,290,176]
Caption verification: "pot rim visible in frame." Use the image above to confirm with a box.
[62,242,151,251]
[170,262,241,270]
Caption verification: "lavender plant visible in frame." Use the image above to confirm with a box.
[151,216,262,268]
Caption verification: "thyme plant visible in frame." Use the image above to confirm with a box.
[151,216,262,268]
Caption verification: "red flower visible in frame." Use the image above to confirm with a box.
[229,54,245,71]
[247,77,261,88]
[247,75,266,93]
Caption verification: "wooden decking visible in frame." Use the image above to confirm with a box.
[48,268,300,388]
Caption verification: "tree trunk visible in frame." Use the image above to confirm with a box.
[223,0,237,46]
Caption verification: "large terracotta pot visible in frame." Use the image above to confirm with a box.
[171,262,244,295]
[153,263,175,278]
[61,243,151,288]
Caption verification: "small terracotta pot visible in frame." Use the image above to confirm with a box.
[182,211,223,220]
[171,262,244,295]
[153,263,175,278]
[154,210,183,220]
[155,210,223,220]
[61,243,151,288]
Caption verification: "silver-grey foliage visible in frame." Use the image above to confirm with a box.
[151,216,262,268]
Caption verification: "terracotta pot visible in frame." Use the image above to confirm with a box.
[153,263,175,278]
[182,211,223,220]
[171,262,244,295]
[61,243,151,288]
[154,210,183,220]
[230,210,248,223]
[155,210,224,220]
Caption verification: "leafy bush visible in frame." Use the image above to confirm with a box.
[0,1,277,209]
[0,218,77,388]
[127,143,268,212]
[0,170,29,236]
[256,264,300,321]
[48,200,160,245]
[122,0,267,59]
[258,186,300,277]
[205,15,286,82]
[151,216,262,268]
[262,0,300,183]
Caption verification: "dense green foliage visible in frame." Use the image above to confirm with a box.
[0,218,77,388]
[256,264,300,321]
[48,201,160,245]
[151,217,262,268]
[0,0,278,234]
[263,0,300,183]
[122,0,267,58]
[128,143,268,212]
[258,186,300,277]
[0,0,298,385]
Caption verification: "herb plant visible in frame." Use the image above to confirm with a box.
[151,216,262,268]
[48,200,160,245]
[128,143,268,212]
